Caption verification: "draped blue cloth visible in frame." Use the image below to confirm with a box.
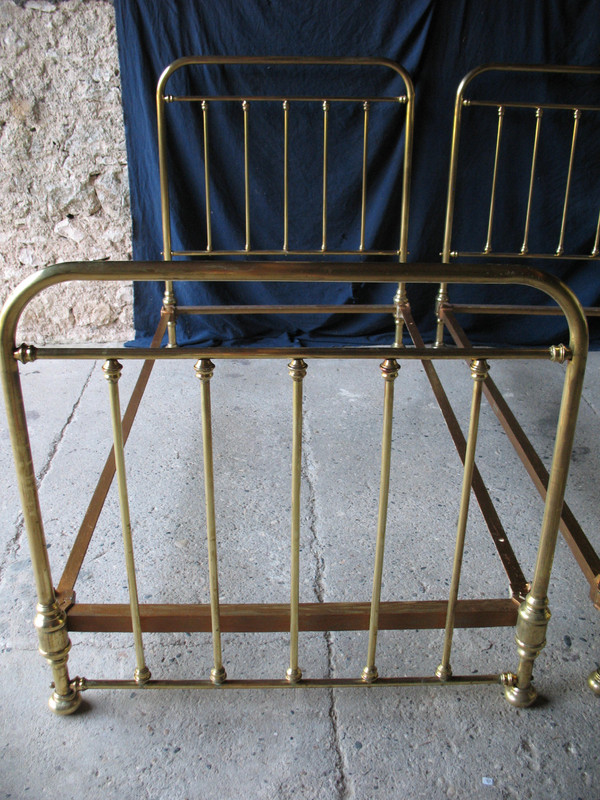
[114,0,600,347]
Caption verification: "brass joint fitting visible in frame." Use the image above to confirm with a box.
[210,666,227,685]
[288,358,308,381]
[500,672,517,687]
[470,359,490,381]
[14,343,37,364]
[361,665,379,684]
[514,595,550,660]
[194,358,215,382]
[286,666,303,684]
[102,359,123,384]
[549,344,571,363]
[380,358,400,381]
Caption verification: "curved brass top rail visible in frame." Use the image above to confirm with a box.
[442,64,600,263]
[0,260,588,364]
[156,56,415,263]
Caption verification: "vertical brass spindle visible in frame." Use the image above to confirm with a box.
[359,101,370,251]
[287,358,307,682]
[243,100,250,251]
[362,359,400,683]
[556,109,581,256]
[521,108,543,254]
[592,208,600,257]
[103,359,151,685]
[194,359,226,684]
[283,100,289,252]
[321,100,329,251]
[202,100,212,252]
[436,359,489,680]
[484,107,505,254]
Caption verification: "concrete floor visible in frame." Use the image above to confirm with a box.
[1,349,599,799]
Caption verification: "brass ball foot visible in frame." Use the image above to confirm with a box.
[361,665,378,683]
[587,669,600,696]
[210,666,227,685]
[286,667,302,684]
[48,688,81,716]
[504,683,538,708]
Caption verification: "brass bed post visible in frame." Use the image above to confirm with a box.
[0,302,81,714]
[505,329,587,706]
[157,63,178,347]
[393,77,414,348]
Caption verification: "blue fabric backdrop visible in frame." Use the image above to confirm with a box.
[114,0,600,347]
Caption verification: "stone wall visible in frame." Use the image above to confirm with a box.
[0,0,133,343]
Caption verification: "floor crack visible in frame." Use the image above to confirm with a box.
[0,361,96,579]
[34,362,96,487]
[303,402,351,800]
[582,392,600,418]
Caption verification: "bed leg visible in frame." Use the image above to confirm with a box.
[504,594,550,708]
[34,601,81,715]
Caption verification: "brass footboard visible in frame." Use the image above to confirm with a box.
[0,259,587,713]
[434,64,600,694]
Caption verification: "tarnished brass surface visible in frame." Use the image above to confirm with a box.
[155,57,415,347]
[0,258,589,708]
[436,63,600,346]
[436,65,600,692]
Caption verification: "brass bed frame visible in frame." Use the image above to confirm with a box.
[1,58,598,715]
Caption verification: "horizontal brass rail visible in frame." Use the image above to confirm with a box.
[75,675,505,691]
[167,95,405,104]
[177,304,394,315]
[453,251,600,261]
[451,303,600,317]
[17,346,557,362]
[463,99,600,112]
[171,250,401,257]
